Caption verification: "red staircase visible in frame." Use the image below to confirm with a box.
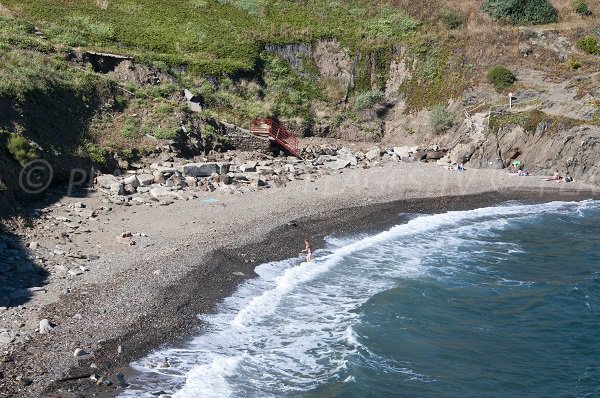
[250,119,300,158]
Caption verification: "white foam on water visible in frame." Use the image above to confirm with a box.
[121,200,599,398]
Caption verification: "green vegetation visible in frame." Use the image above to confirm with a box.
[152,127,179,140]
[440,10,463,29]
[487,65,516,91]
[489,109,596,136]
[353,90,385,110]
[3,0,421,75]
[84,143,108,165]
[578,36,600,55]
[572,0,592,16]
[400,38,466,111]
[429,105,456,134]
[6,133,38,165]
[481,0,557,25]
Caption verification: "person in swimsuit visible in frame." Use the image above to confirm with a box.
[302,239,313,262]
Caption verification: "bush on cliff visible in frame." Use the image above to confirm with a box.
[487,65,516,91]
[572,0,592,16]
[430,105,456,134]
[578,36,600,55]
[482,0,557,25]
[6,133,38,166]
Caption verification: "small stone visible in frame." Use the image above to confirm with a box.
[68,268,84,276]
[20,377,33,386]
[90,373,103,384]
[28,242,39,250]
[39,319,54,334]
[74,348,89,357]
[73,313,83,320]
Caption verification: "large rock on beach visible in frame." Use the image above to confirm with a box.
[365,147,381,161]
[393,146,411,159]
[96,175,119,189]
[183,163,230,177]
[326,159,351,170]
[337,147,358,166]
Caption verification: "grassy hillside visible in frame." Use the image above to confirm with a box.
[2,0,422,74]
[1,0,599,218]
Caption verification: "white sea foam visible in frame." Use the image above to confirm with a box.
[120,200,599,398]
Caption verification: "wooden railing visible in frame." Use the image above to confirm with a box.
[250,119,300,158]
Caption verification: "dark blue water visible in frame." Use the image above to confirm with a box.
[332,204,600,398]
[124,200,600,398]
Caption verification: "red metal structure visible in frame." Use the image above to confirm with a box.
[250,118,300,158]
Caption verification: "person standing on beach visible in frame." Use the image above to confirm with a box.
[302,239,313,262]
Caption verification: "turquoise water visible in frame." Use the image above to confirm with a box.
[123,200,600,398]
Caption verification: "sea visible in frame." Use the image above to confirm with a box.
[121,200,600,398]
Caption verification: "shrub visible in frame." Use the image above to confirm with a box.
[440,10,463,29]
[84,143,107,165]
[482,0,557,25]
[487,65,517,91]
[353,90,385,110]
[152,127,179,140]
[6,133,38,165]
[572,0,592,15]
[578,36,600,55]
[570,59,582,69]
[430,105,456,134]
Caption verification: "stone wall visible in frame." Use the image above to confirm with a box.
[222,123,275,153]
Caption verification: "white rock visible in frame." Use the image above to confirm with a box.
[337,147,358,166]
[74,348,89,357]
[137,174,155,186]
[365,147,381,161]
[393,146,411,159]
[39,319,54,334]
[240,161,257,172]
[109,182,125,196]
[123,175,140,188]
[96,175,119,189]
[326,159,351,170]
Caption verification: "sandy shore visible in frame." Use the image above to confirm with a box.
[1,161,599,397]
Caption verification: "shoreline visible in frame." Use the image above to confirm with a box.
[1,162,599,397]
[49,189,600,397]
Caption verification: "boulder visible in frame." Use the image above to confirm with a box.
[413,150,428,161]
[39,319,54,334]
[256,166,274,175]
[153,171,166,184]
[150,187,173,199]
[109,182,125,196]
[182,163,227,177]
[326,159,351,170]
[123,175,140,189]
[393,146,411,159]
[240,161,257,172]
[137,174,155,186]
[365,147,381,161]
[96,175,119,189]
[337,147,358,166]
[426,150,448,160]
